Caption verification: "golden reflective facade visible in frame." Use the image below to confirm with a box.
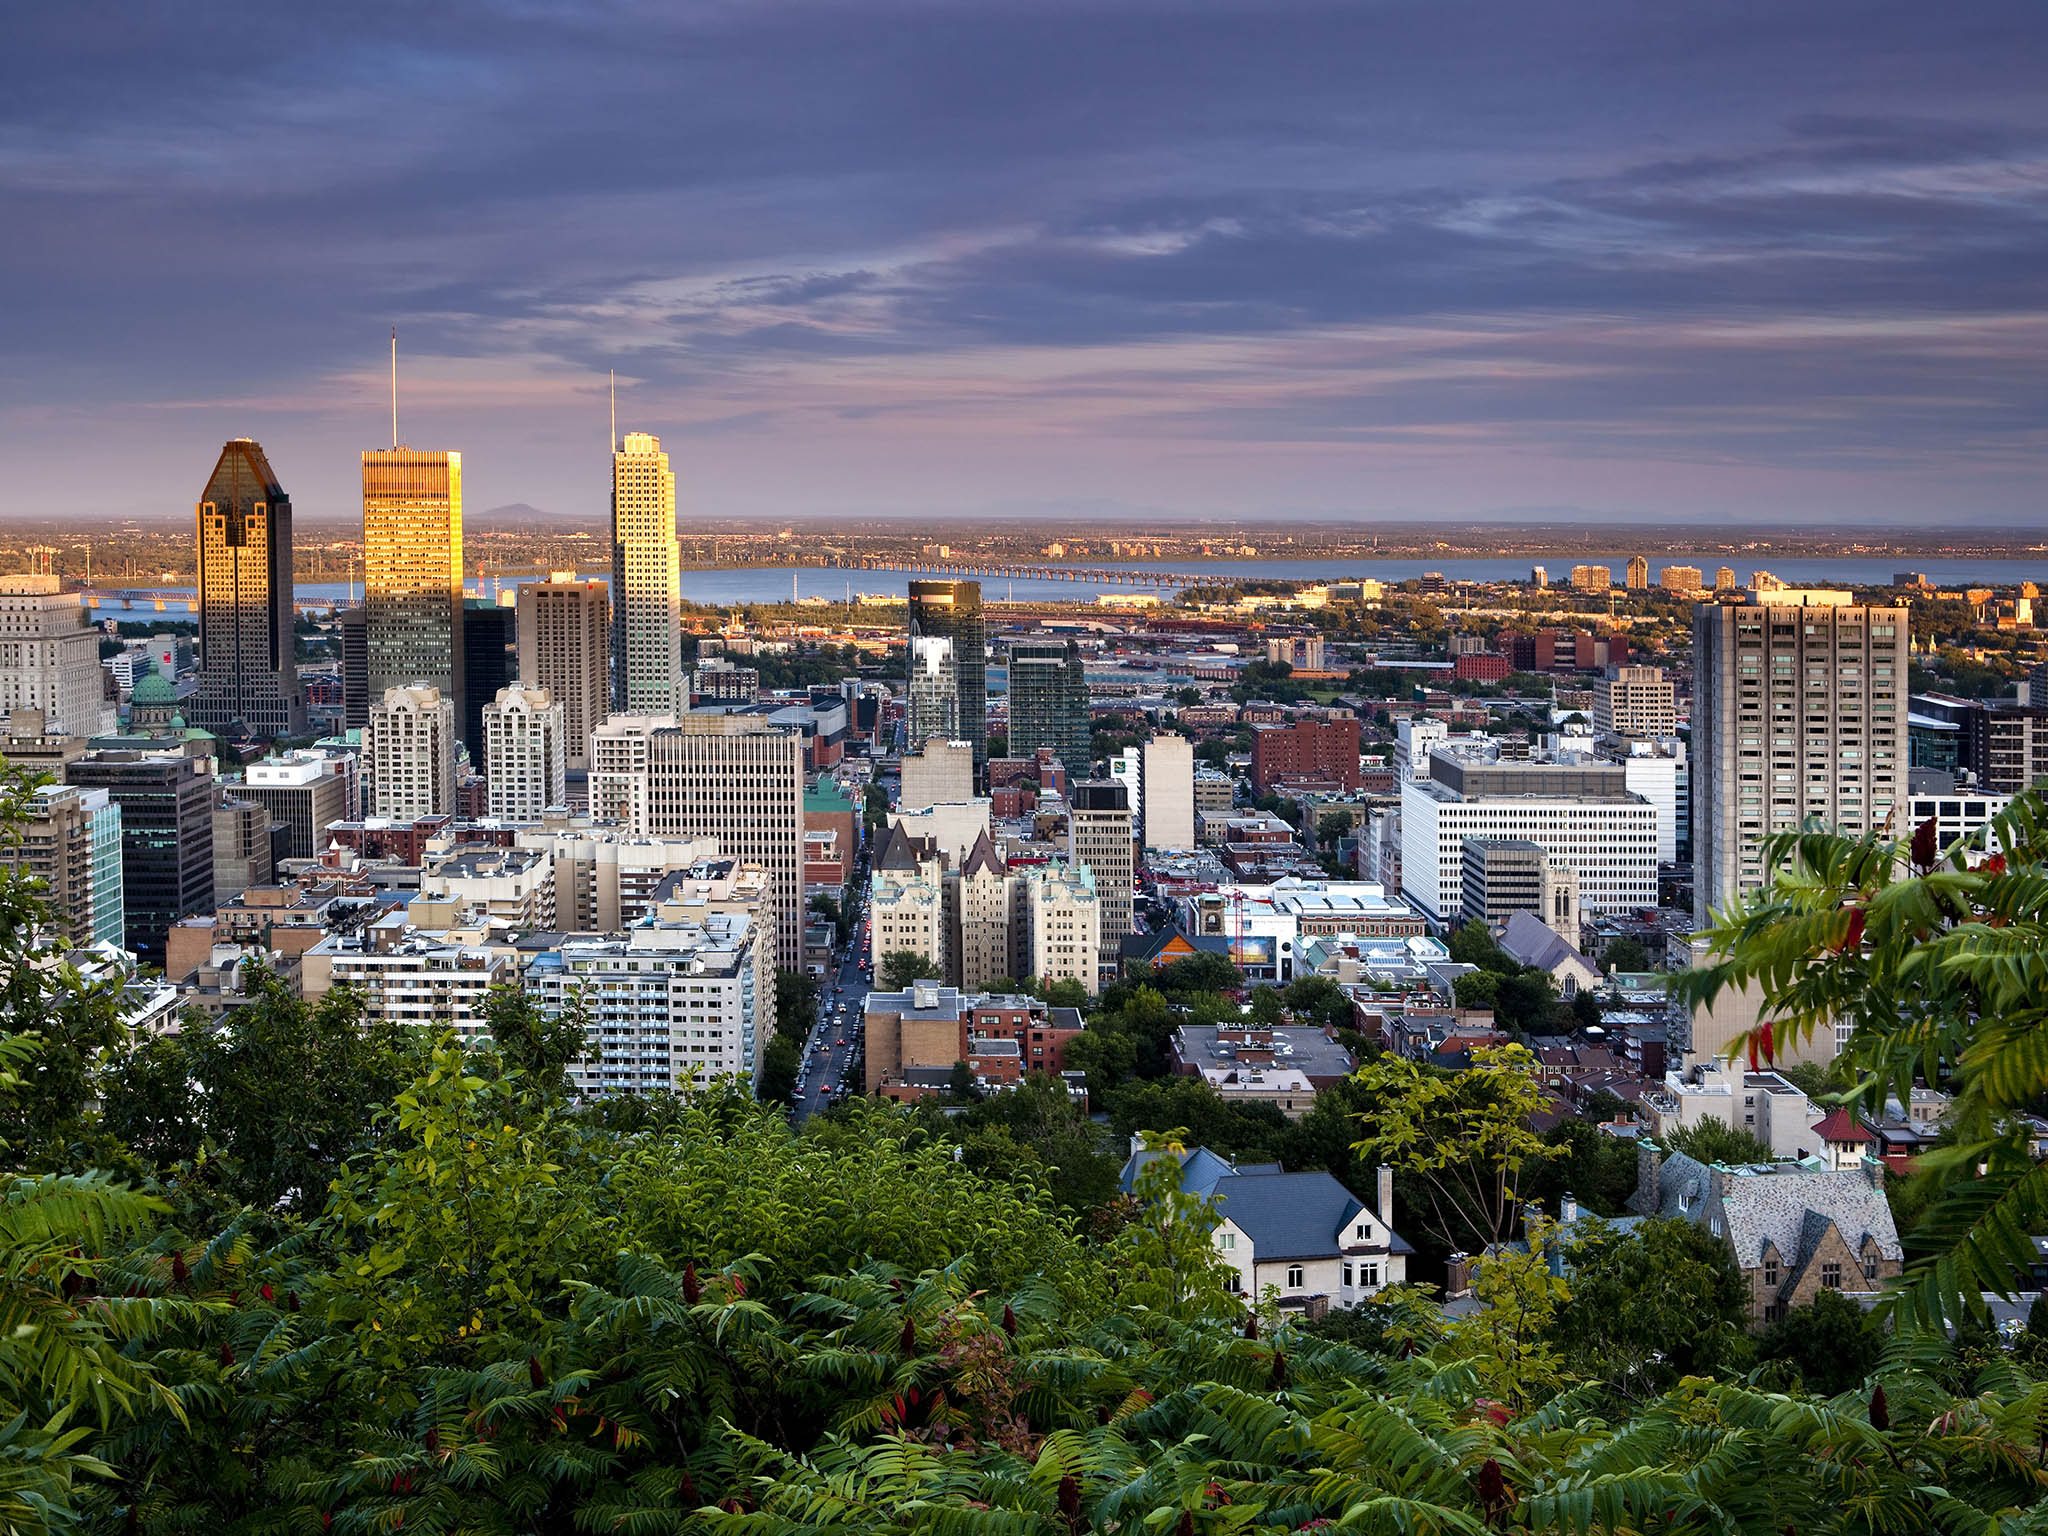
[192,438,305,737]
[362,449,464,717]
[610,432,683,715]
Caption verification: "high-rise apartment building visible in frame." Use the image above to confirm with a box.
[0,576,113,737]
[482,682,567,818]
[1660,565,1703,595]
[1714,567,1737,592]
[338,607,370,730]
[1251,718,1361,793]
[1692,598,1907,922]
[1593,665,1677,738]
[1570,564,1612,592]
[905,635,959,751]
[461,598,517,752]
[1067,779,1133,979]
[610,431,684,715]
[365,685,457,819]
[65,749,216,960]
[908,580,986,764]
[900,737,975,812]
[239,749,354,859]
[515,575,609,772]
[587,713,806,966]
[1017,860,1100,994]
[1625,556,1649,591]
[363,448,463,725]
[1006,639,1090,775]
[190,439,305,738]
[1141,733,1196,850]
[21,784,123,947]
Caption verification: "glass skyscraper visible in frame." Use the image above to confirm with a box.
[1006,639,1090,774]
[363,448,464,719]
[190,438,305,737]
[907,579,985,765]
[611,432,684,715]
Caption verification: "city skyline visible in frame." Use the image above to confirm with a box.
[3,2,2044,529]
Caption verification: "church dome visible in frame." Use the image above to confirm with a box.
[129,672,178,706]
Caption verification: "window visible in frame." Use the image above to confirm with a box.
[1285,1264,1305,1290]
[1217,1232,1235,1251]
[1225,1272,1242,1294]
[1360,1263,1379,1288]
[1762,1257,1779,1288]
[1342,1262,1353,1287]
[1863,1253,1878,1281]
[1821,1262,1842,1290]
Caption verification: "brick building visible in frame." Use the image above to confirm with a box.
[1250,718,1361,793]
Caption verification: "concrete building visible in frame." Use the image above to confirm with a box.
[611,431,685,714]
[515,574,609,772]
[21,784,123,947]
[238,748,356,860]
[1016,860,1100,995]
[1006,639,1091,775]
[861,982,1075,1098]
[190,439,305,738]
[1570,564,1611,591]
[900,737,975,812]
[907,580,986,764]
[211,795,275,904]
[529,911,764,1096]
[1068,779,1134,978]
[905,635,959,752]
[1460,837,1578,940]
[948,832,1015,992]
[481,682,567,819]
[587,712,806,967]
[689,658,759,704]
[0,575,113,737]
[1140,733,1196,850]
[65,749,216,960]
[508,824,718,931]
[305,929,510,1042]
[1660,565,1703,595]
[1593,735,1688,864]
[1625,555,1649,591]
[1193,766,1236,812]
[1593,666,1676,739]
[1693,598,1906,921]
[365,685,457,819]
[1400,747,1658,922]
[362,448,464,720]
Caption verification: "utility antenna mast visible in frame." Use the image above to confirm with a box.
[390,328,399,449]
[609,369,616,453]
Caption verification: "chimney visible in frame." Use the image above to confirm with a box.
[1560,1190,1580,1224]
[1377,1163,1394,1231]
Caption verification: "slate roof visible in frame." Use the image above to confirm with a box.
[1117,1145,1414,1259]
[873,822,941,874]
[1499,911,1597,976]
[959,830,1006,881]
[1633,1148,1903,1269]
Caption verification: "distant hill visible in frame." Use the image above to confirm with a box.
[474,502,555,526]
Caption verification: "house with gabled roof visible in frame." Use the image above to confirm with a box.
[1626,1142,1903,1323]
[1119,1141,1411,1315]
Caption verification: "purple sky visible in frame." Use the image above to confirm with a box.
[5,0,2046,527]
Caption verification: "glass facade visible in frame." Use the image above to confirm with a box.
[191,439,305,737]
[362,449,464,712]
[908,580,986,765]
[1006,639,1090,774]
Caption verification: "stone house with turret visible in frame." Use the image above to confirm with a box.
[1627,1140,1903,1323]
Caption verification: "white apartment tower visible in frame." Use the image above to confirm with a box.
[1693,599,1907,923]
[1068,780,1134,978]
[364,684,457,818]
[610,432,685,715]
[1018,860,1100,995]
[905,635,959,751]
[0,576,113,737]
[482,682,568,819]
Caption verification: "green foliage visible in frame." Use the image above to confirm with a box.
[774,966,820,1041]
[1663,1118,1778,1166]
[1282,974,1352,1032]
[1553,1217,1752,1394]
[1599,935,1652,974]
[1447,920,1513,971]
[1520,1117,1641,1216]
[878,951,943,991]
[481,980,588,1094]
[1106,1077,1291,1165]
[1756,1288,1887,1395]
[1246,983,1284,1025]
[759,1034,802,1105]
[931,1074,1120,1216]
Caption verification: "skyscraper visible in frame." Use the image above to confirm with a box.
[1006,639,1090,774]
[338,607,370,730]
[482,682,567,818]
[362,449,463,717]
[1067,779,1134,982]
[65,749,215,960]
[364,684,457,818]
[190,439,305,738]
[515,574,609,772]
[1692,597,1907,923]
[905,635,959,750]
[611,431,684,715]
[908,580,985,765]
[461,597,517,751]
[0,575,114,737]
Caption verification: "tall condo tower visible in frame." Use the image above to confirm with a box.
[611,430,684,715]
[190,439,304,736]
[362,449,464,721]
[907,579,986,766]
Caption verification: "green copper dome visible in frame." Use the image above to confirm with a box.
[129,672,179,706]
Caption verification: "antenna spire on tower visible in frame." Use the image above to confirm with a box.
[609,369,616,453]
[390,327,398,449]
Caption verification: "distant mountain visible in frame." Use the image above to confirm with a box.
[474,502,555,525]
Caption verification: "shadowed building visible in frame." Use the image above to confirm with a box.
[190,439,306,738]
[908,580,986,766]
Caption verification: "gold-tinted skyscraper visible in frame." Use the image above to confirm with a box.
[610,430,684,714]
[363,448,464,726]
[191,438,305,738]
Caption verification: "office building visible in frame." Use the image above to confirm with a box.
[1141,733,1196,850]
[1399,748,1658,921]
[66,749,215,960]
[461,597,517,752]
[481,682,567,818]
[611,431,684,715]
[1624,555,1649,591]
[1692,598,1906,922]
[1017,860,1100,994]
[1460,838,1578,942]
[239,749,355,859]
[900,736,974,812]
[1068,779,1134,977]
[21,784,123,947]
[362,449,464,713]
[1593,665,1677,739]
[338,607,370,730]
[587,713,806,966]
[905,635,959,751]
[515,575,609,772]
[1251,718,1361,793]
[529,911,764,1096]
[0,575,113,737]
[364,684,457,819]
[908,580,986,764]
[1006,639,1090,775]
[1956,704,2048,794]
[1660,566,1703,595]
[189,439,305,738]
[212,795,275,903]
